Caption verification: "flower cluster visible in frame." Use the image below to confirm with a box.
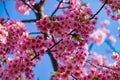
[0,24,8,46]
[0,20,37,80]
[36,1,97,79]
[15,0,35,15]
[90,20,110,45]
[1,0,120,80]
[100,0,120,20]
[0,54,34,80]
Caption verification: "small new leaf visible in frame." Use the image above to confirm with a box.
[81,2,87,6]
[8,32,12,38]
[115,8,119,14]
[92,74,98,80]
[51,71,57,75]
[72,34,84,42]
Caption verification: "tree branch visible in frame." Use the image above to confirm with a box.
[3,1,10,18]
[89,0,108,20]
[71,74,78,80]
[21,19,37,22]
[56,0,70,4]
[86,60,120,70]
[50,0,63,17]
[21,0,38,13]
[47,39,63,50]
[47,52,58,71]
[33,0,46,19]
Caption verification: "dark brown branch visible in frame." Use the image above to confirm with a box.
[31,48,39,61]
[21,0,38,13]
[47,39,63,50]
[68,29,75,35]
[86,60,120,70]
[21,19,37,22]
[29,32,41,35]
[71,74,78,80]
[3,1,10,18]
[31,54,39,61]
[33,0,46,19]
[21,0,46,20]
[47,52,58,71]
[52,35,56,43]
[51,0,63,17]
[89,0,108,20]
[58,6,71,9]
[56,0,70,4]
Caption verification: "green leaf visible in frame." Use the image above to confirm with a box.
[51,71,57,75]
[92,74,98,80]
[72,35,84,42]
[8,32,12,38]
[113,8,119,14]
[81,2,87,6]
[115,8,119,14]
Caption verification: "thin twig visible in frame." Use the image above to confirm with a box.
[89,0,108,20]
[21,19,37,23]
[68,29,75,35]
[105,39,119,53]
[56,0,69,4]
[51,0,63,17]
[47,52,58,71]
[29,32,41,35]
[47,39,63,50]
[86,60,120,70]
[33,0,46,19]
[52,35,56,43]
[21,0,38,13]
[3,1,10,18]
[58,6,71,9]
[71,74,78,80]
[31,54,39,61]
[31,48,39,61]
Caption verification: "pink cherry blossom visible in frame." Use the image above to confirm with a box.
[0,24,8,46]
[1,0,120,80]
[108,35,116,44]
[112,52,119,60]
[15,0,35,15]
[90,20,110,45]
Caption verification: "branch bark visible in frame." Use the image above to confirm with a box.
[21,19,37,23]
[33,0,46,19]
[21,0,46,22]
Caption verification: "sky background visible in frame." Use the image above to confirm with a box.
[0,0,120,80]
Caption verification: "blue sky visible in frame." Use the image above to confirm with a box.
[0,0,120,80]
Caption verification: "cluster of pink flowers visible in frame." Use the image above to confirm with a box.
[90,20,110,45]
[100,0,120,20]
[0,0,120,80]
[0,24,8,46]
[0,20,35,80]
[17,33,53,61]
[0,54,35,80]
[15,0,35,15]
